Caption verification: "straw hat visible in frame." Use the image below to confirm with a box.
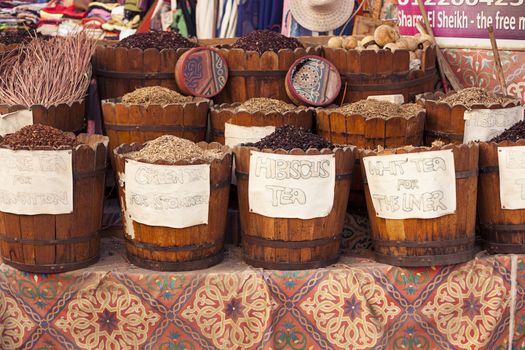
[289,0,355,32]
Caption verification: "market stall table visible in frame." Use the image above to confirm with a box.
[0,235,524,350]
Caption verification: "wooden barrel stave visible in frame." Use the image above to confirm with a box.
[0,101,85,133]
[478,141,525,253]
[210,104,314,144]
[235,146,354,270]
[361,143,479,267]
[324,46,436,103]
[0,135,107,273]
[114,142,231,271]
[93,46,190,100]
[316,110,426,214]
[213,47,320,104]
[102,99,208,158]
[420,92,522,146]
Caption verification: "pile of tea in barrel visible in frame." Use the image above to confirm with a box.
[116,31,198,50]
[329,100,424,119]
[439,87,517,108]
[0,124,79,150]
[127,135,223,164]
[122,86,193,105]
[232,30,304,54]
[233,98,302,114]
[490,120,525,143]
[244,125,334,151]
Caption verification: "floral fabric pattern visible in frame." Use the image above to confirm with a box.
[0,236,523,350]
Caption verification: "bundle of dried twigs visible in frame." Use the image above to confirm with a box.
[0,32,97,108]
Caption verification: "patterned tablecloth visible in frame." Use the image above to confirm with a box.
[0,234,524,350]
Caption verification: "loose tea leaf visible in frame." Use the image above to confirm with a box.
[232,30,304,54]
[117,31,198,50]
[439,87,516,107]
[233,98,302,113]
[121,86,193,105]
[0,124,79,150]
[244,125,334,151]
[490,120,525,143]
[328,100,424,119]
[127,135,223,164]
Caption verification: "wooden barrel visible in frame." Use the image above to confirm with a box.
[210,103,313,144]
[361,143,479,266]
[317,108,426,214]
[478,140,525,254]
[0,134,108,273]
[0,43,19,54]
[0,101,86,133]
[101,98,209,156]
[234,146,355,270]
[323,45,438,103]
[213,47,321,104]
[92,45,192,100]
[114,142,232,271]
[418,91,521,145]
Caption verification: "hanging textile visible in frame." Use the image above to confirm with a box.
[196,0,216,38]
[217,0,238,38]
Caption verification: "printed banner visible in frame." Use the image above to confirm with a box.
[0,149,73,215]
[125,160,210,228]
[248,151,336,219]
[363,150,456,219]
[463,106,524,143]
[224,123,276,147]
[398,0,525,49]
[498,146,525,209]
[0,109,33,137]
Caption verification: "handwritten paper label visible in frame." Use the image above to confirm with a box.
[224,123,275,147]
[0,109,33,137]
[363,150,456,219]
[497,146,525,210]
[125,160,210,228]
[0,149,73,215]
[248,151,336,219]
[463,106,524,143]
[367,94,405,104]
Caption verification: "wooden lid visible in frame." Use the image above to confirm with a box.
[175,47,229,98]
[285,55,341,107]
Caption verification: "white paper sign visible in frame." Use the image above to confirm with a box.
[125,160,210,228]
[0,109,33,137]
[363,149,456,219]
[463,106,524,143]
[367,94,405,104]
[224,123,275,147]
[497,146,525,210]
[0,149,73,215]
[248,151,336,219]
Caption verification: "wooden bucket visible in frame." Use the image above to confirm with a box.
[478,140,525,254]
[316,108,426,214]
[0,43,19,54]
[361,143,479,266]
[418,91,521,145]
[323,45,438,103]
[234,145,355,270]
[92,45,192,100]
[213,47,321,104]
[0,101,86,133]
[210,103,313,144]
[114,142,232,271]
[101,97,209,156]
[0,134,108,273]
